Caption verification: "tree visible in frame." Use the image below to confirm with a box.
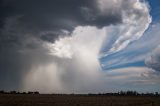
[0,90,5,94]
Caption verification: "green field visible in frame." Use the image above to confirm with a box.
[0,94,160,106]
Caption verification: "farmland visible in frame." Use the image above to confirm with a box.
[0,94,160,106]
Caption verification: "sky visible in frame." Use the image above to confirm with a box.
[0,0,160,94]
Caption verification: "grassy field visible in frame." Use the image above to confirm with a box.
[0,94,160,106]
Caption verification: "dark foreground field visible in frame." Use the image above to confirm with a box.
[0,94,160,106]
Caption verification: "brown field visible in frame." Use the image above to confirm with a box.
[0,94,160,106]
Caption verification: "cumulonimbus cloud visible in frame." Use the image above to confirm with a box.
[22,0,152,93]
[0,0,154,93]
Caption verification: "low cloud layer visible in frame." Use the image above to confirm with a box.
[0,0,157,93]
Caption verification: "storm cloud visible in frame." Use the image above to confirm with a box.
[0,0,154,93]
[0,0,123,43]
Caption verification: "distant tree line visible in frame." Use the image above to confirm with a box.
[0,90,159,96]
[88,91,160,96]
[0,90,39,94]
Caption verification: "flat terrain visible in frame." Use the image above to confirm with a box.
[0,94,160,106]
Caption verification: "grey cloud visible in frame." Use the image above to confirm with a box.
[145,46,160,72]
[0,0,123,44]
[1,0,121,28]
[0,0,154,93]
[40,32,60,43]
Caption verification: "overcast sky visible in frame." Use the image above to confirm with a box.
[0,0,160,93]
